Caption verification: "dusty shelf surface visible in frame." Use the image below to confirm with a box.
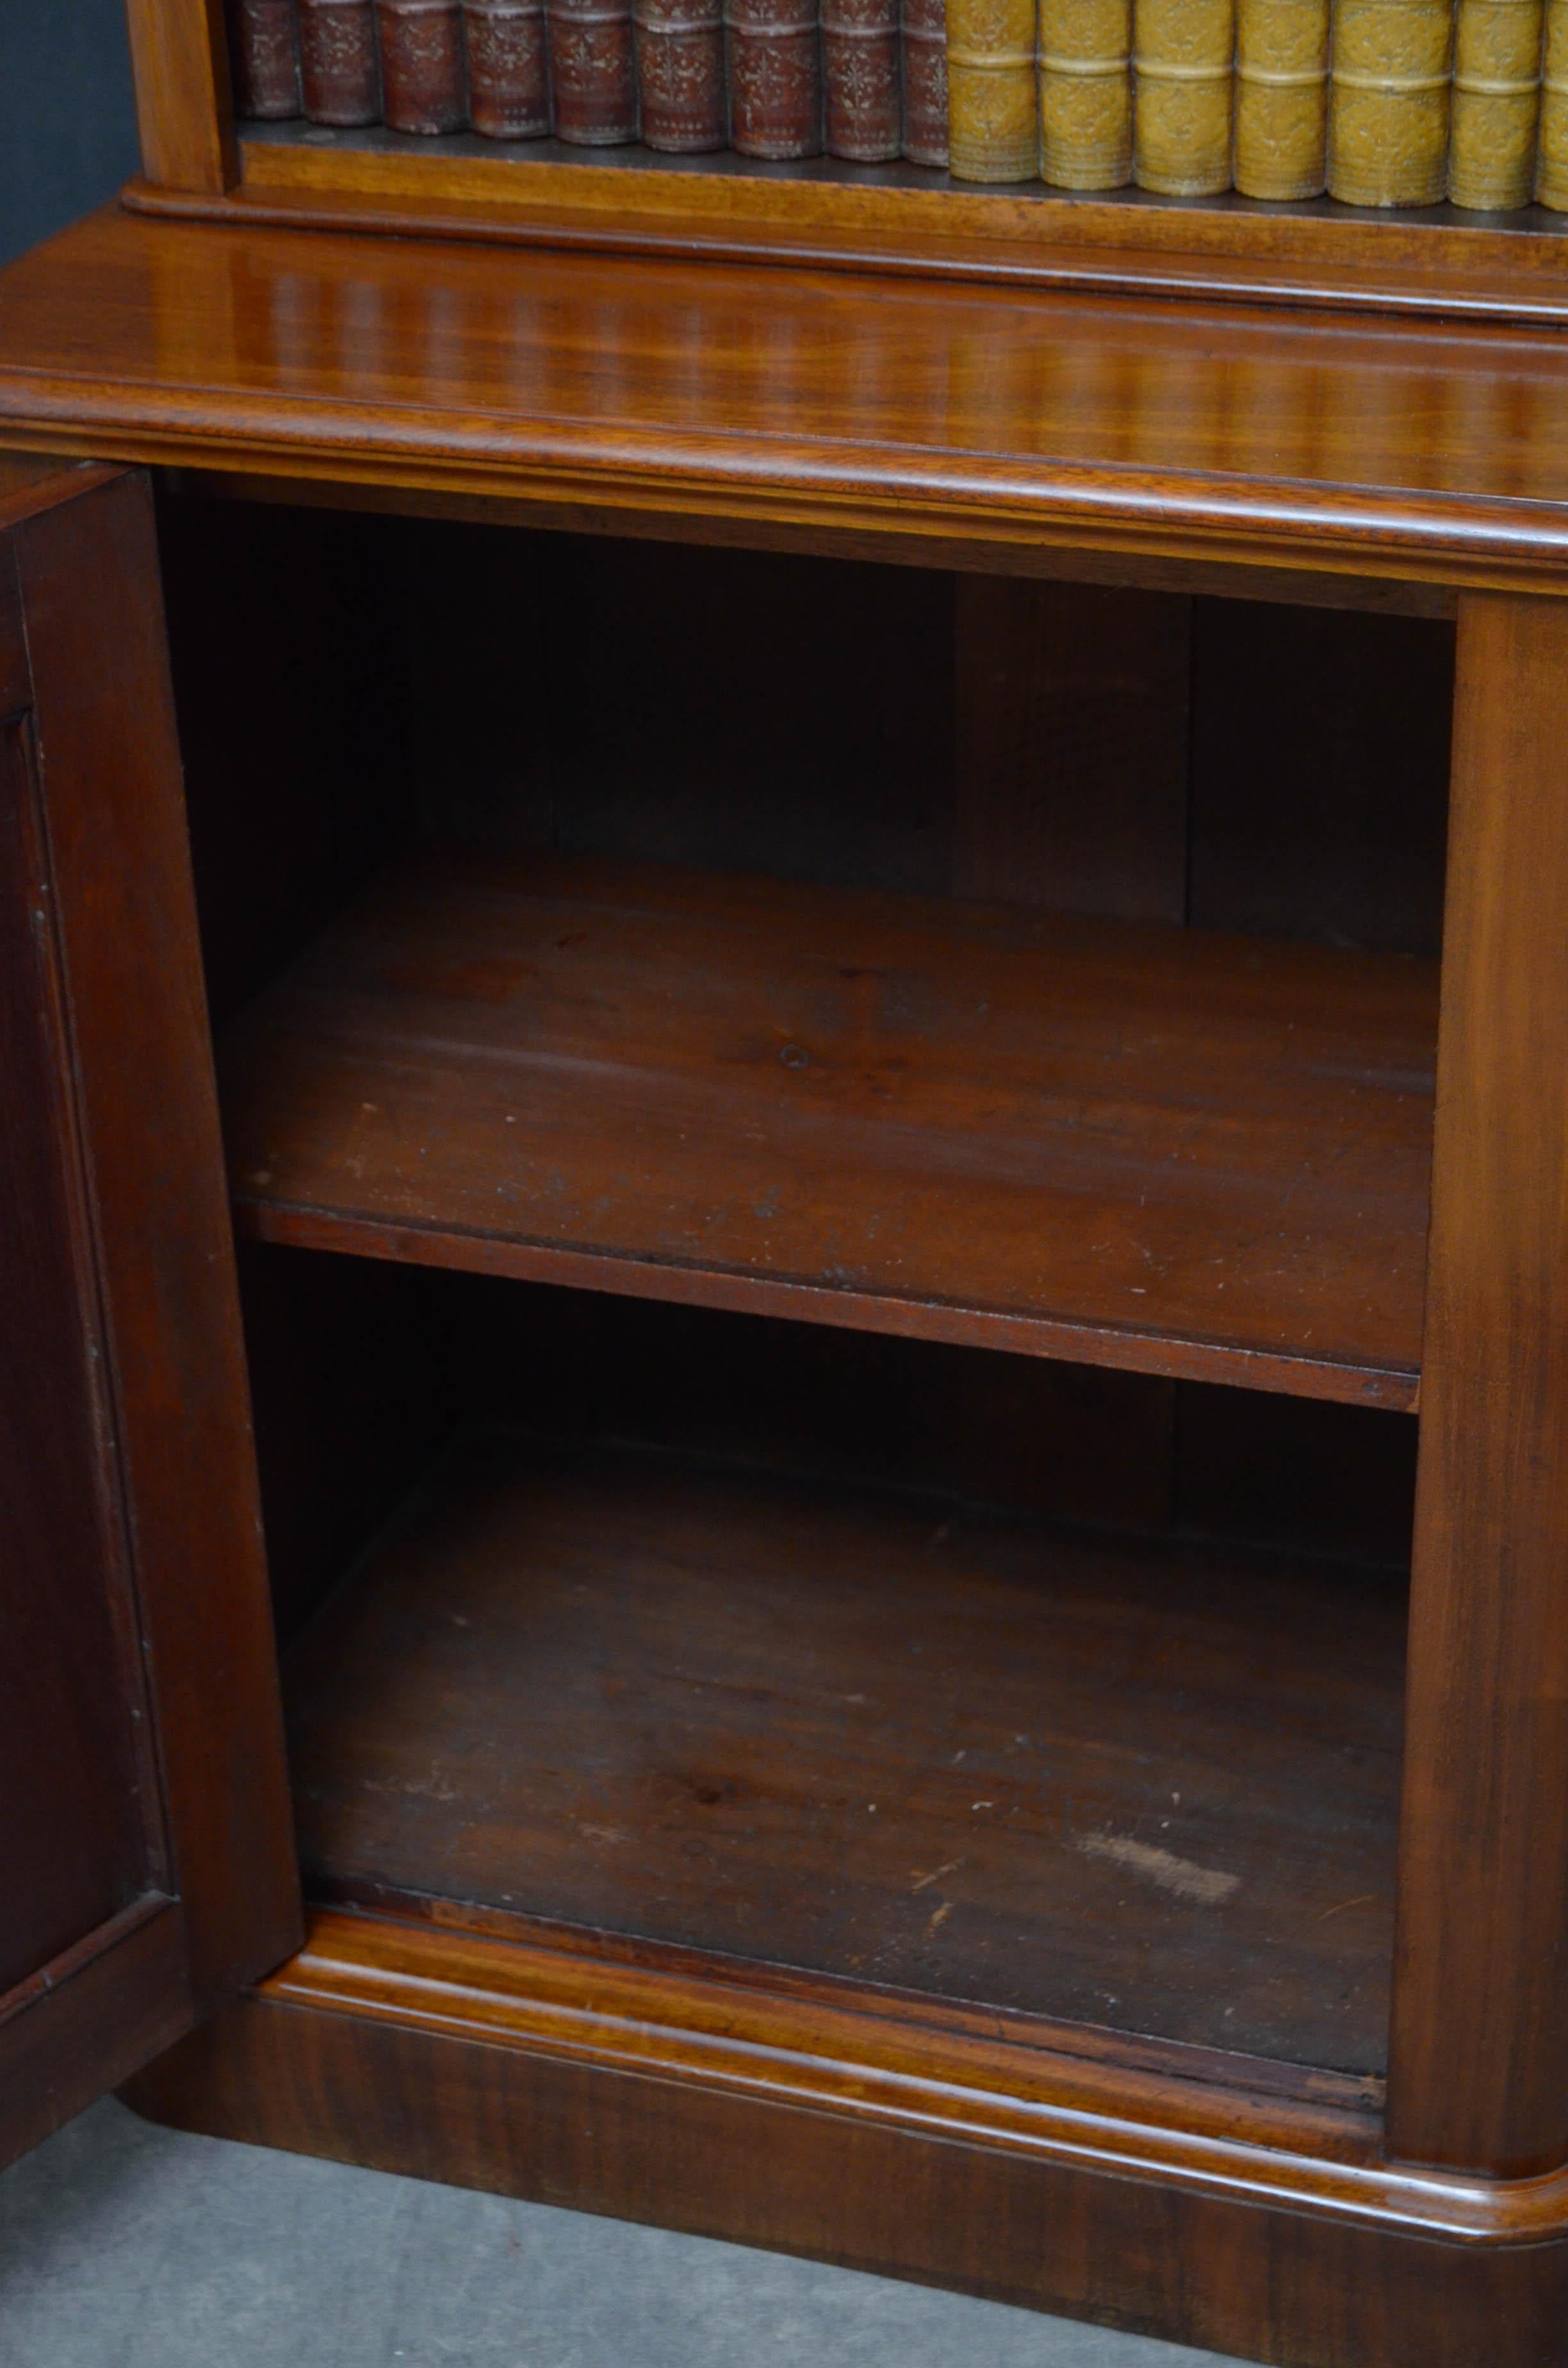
[224,852,1437,1406]
[285,1429,1406,2075]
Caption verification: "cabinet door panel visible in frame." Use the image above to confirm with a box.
[0,459,300,2172]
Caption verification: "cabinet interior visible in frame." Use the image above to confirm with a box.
[161,486,1451,2092]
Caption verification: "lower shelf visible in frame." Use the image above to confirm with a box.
[285,1429,1405,2076]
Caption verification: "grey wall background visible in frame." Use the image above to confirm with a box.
[0,0,140,263]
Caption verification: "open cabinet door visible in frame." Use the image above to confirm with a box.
[0,456,301,2171]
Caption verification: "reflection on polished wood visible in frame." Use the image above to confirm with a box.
[3,206,1568,592]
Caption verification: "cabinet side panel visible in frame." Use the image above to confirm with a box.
[1389,590,1568,2176]
[16,472,302,2005]
[124,0,238,193]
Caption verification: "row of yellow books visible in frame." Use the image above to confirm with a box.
[945,0,1563,209]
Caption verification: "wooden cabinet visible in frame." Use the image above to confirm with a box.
[3,200,1568,2368]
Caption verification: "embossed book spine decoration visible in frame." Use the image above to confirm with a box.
[1132,0,1233,192]
[636,0,727,145]
[1449,0,1541,207]
[298,0,382,122]
[1327,0,1452,203]
[379,0,471,127]
[550,0,640,136]
[1233,0,1327,194]
[824,0,904,155]
[228,0,304,116]
[1038,0,1132,187]
[1539,0,1568,201]
[464,0,550,131]
[726,0,823,154]
[947,0,1038,176]
[901,0,950,160]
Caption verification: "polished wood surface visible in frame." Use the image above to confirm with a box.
[124,0,236,193]
[8,208,1568,594]
[0,710,150,1993]
[3,1901,194,2173]
[220,851,1436,1406]
[1387,592,1568,2180]
[284,1428,1405,2070]
[122,120,1568,328]
[0,457,296,2173]
[123,1906,1568,2368]
[18,470,302,2009]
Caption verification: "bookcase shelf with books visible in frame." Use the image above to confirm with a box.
[125,0,1568,323]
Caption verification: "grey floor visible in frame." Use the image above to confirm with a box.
[0,2099,1259,2368]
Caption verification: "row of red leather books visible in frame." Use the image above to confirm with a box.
[229,0,947,165]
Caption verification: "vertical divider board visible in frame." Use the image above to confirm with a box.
[124,0,237,195]
[1388,592,1568,2180]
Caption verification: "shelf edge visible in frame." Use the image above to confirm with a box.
[234,1199,1421,1412]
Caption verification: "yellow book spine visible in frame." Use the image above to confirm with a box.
[1234,0,1328,197]
[1038,0,1133,186]
[1448,0,1540,206]
[1327,0,1453,206]
[1539,0,1568,202]
[949,0,1040,177]
[1133,0,1234,195]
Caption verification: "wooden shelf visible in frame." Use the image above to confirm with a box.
[140,124,1568,333]
[222,853,1437,1406]
[284,1428,1406,2074]
[11,208,1568,600]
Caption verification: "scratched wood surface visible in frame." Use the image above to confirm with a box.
[221,850,1437,1406]
[284,1427,1406,2073]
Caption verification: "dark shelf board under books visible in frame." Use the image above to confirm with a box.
[122,119,1568,329]
[220,853,1437,1408]
[284,1427,1407,2076]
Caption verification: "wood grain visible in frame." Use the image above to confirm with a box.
[1387,592,1568,2178]
[16,472,302,2007]
[123,0,237,192]
[124,120,1568,332]
[220,851,1435,1406]
[2,1899,192,2173]
[283,1429,1407,2071]
[0,709,155,1994]
[165,469,1462,615]
[123,1905,1568,2368]
[955,576,1190,921]
[10,208,1568,596]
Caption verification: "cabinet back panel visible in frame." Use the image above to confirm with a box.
[400,523,958,896]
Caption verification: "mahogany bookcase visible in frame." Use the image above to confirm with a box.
[3,17,1568,2367]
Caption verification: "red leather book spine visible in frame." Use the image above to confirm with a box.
[635,0,727,148]
[379,0,471,129]
[464,0,550,131]
[227,0,303,116]
[899,0,947,163]
[823,0,901,154]
[726,0,822,154]
[548,0,639,139]
[298,0,382,123]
